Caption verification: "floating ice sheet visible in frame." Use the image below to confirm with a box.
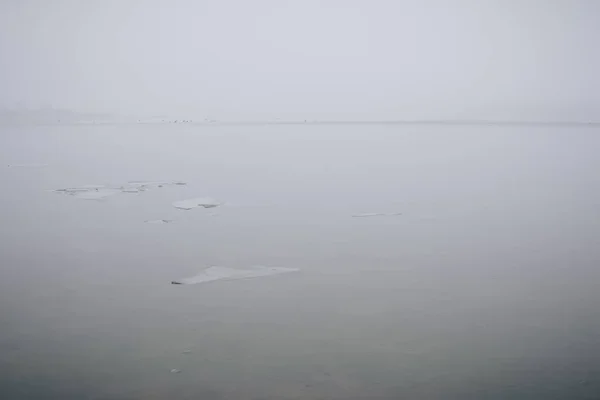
[7,163,49,168]
[54,187,99,194]
[53,186,120,200]
[79,184,107,189]
[172,197,222,210]
[352,212,402,218]
[144,219,173,224]
[171,266,299,285]
[128,180,186,189]
[120,187,141,193]
[118,180,186,193]
[72,188,120,200]
[53,180,185,200]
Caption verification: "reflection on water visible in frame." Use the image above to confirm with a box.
[0,123,599,399]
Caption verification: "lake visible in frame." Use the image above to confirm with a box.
[1,123,599,399]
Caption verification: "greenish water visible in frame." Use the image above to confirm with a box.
[1,123,599,399]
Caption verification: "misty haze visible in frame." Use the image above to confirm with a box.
[1,1,599,400]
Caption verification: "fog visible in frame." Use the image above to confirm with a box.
[1,1,599,121]
[1,2,600,400]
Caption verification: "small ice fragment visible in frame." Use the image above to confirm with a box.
[121,187,140,193]
[145,219,173,224]
[182,350,192,355]
[54,185,107,194]
[172,197,221,210]
[73,189,119,200]
[8,163,49,168]
[128,181,160,187]
[171,266,299,285]
[170,369,181,374]
[128,180,186,189]
[352,212,402,218]
[54,188,91,194]
[80,184,106,189]
[54,185,119,200]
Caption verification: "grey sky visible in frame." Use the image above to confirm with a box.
[1,0,598,120]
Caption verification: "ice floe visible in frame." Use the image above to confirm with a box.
[128,180,186,189]
[172,197,222,210]
[53,180,186,200]
[352,212,402,218]
[7,163,49,168]
[53,186,120,200]
[72,189,120,200]
[144,219,174,224]
[171,266,299,285]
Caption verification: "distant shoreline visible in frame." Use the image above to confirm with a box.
[1,119,598,127]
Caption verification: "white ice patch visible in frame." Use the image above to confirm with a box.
[171,266,299,285]
[53,185,119,200]
[144,219,174,224]
[7,163,49,168]
[54,187,95,194]
[120,187,141,193]
[72,188,120,200]
[53,180,185,200]
[352,212,402,218]
[172,197,222,210]
[128,180,186,189]
[119,180,186,193]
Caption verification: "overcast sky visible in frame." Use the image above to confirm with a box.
[0,0,598,120]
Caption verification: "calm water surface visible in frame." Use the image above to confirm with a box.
[1,124,599,399]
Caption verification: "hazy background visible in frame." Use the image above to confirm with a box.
[0,0,599,121]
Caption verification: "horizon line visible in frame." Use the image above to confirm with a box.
[2,119,598,127]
